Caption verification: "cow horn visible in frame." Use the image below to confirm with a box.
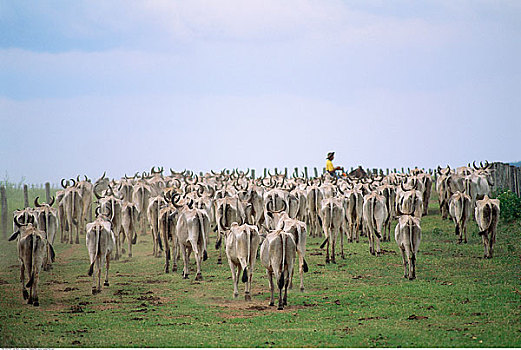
[401,182,407,192]
[207,186,215,198]
[14,215,26,228]
[101,171,106,180]
[197,185,205,197]
[187,198,194,209]
[170,168,176,175]
[77,175,81,182]
[93,184,103,200]
[61,179,68,189]
[473,161,479,170]
[95,206,101,217]
[446,165,451,173]
[485,160,491,169]
[49,196,55,207]
[34,197,42,207]
[70,178,76,187]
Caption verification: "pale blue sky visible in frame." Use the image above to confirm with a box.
[1,1,520,184]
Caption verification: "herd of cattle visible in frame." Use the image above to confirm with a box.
[8,162,501,310]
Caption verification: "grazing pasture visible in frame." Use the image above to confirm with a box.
[1,185,521,348]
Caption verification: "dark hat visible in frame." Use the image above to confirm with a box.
[327,152,335,159]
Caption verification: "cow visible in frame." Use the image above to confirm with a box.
[319,197,346,263]
[60,178,84,244]
[86,209,116,294]
[449,191,472,243]
[376,184,396,242]
[225,222,260,300]
[305,178,323,238]
[475,195,500,259]
[275,214,308,292]
[132,180,152,236]
[33,196,58,270]
[120,201,139,258]
[362,192,388,256]
[176,201,210,281]
[215,196,241,264]
[96,188,123,260]
[394,214,422,279]
[396,182,423,219]
[159,193,183,273]
[436,166,452,219]
[259,229,297,310]
[9,215,52,306]
[147,195,166,258]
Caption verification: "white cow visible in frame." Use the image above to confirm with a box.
[225,223,260,300]
[394,214,421,280]
[86,214,115,294]
[260,230,297,310]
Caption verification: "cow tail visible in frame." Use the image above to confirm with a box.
[278,234,286,290]
[26,234,35,288]
[242,227,251,283]
[157,200,163,251]
[408,217,415,257]
[131,207,137,244]
[297,224,308,273]
[373,198,381,239]
[198,211,208,261]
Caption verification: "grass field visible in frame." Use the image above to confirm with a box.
[1,187,521,347]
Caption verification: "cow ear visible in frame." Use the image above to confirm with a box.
[8,230,20,241]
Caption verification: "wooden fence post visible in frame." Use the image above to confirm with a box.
[23,184,29,208]
[264,168,267,177]
[314,167,318,178]
[45,182,51,203]
[251,169,255,179]
[304,167,308,179]
[1,186,7,239]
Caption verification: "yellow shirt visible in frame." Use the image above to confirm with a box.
[326,159,334,172]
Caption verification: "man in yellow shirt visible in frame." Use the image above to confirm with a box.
[326,152,342,177]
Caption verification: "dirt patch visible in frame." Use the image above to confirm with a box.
[64,287,79,292]
[407,314,428,320]
[0,279,9,285]
[114,289,130,296]
[359,316,387,321]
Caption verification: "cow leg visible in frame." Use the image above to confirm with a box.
[400,247,408,278]
[75,222,80,244]
[331,230,336,264]
[409,253,416,280]
[375,234,381,257]
[31,269,40,307]
[482,234,490,258]
[172,237,178,272]
[368,230,375,255]
[268,270,275,306]
[325,239,330,264]
[340,227,345,259]
[20,263,29,301]
[127,229,133,258]
[104,253,110,287]
[164,244,170,274]
[181,246,190,279]
[92,259,99,295]
[299,253,305,292]
[228,261,239,298]
[245,265,253,301]
[277,281,284,310]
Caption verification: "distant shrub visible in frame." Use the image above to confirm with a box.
[492,189,521,223]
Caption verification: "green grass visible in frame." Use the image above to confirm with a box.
[1,186,521,347]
